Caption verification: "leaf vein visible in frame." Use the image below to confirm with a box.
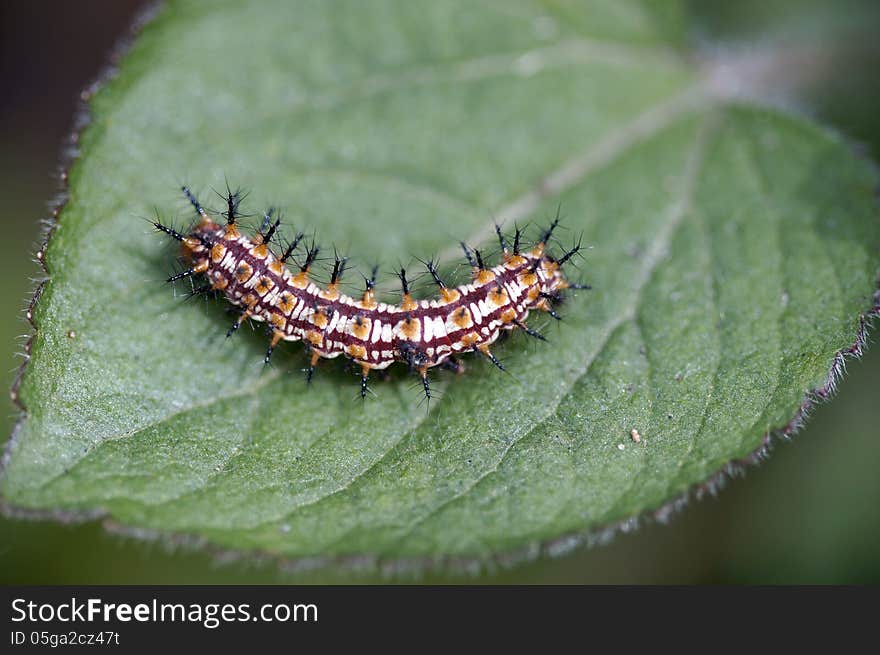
[390,112,720,546]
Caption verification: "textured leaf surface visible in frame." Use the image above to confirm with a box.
[3,0,878,563]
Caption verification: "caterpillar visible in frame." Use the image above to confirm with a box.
[153,186,586,400]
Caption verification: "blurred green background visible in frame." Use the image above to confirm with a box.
[1,1,877,584]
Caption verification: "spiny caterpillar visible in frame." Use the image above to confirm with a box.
[154,186,587,400]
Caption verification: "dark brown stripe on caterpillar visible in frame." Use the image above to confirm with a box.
[155,187,585,400]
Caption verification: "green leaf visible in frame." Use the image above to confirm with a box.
[3,0,878,566]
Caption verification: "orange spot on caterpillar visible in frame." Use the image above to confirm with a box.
[451,306,473,330]
[359,290,378,310]
[518,271,538,287]
[270,313,286,330]
[292,271,310,289]
[489,286,509,307]
[398,316,420,340]
[400,294,417,312]
[235,262,253,283]
[159,185,584,397]
[277,293,295,314]
[350,316,371,340]
[475,269,496,285]
[311,310,329,329]
[320,285,341,301]
[255,277,274,295]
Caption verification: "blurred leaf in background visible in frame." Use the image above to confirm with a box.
[0,0,878,583]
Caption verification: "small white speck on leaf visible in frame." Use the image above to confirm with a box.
[515,53,542,76]
[533,16,558,39]
[617,443,626,451]
[341,143,357,160]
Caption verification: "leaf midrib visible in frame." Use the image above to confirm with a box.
[172,109,719,543]
[25,75,712,507]
[18,2,802,548]
[384,112,721,549]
